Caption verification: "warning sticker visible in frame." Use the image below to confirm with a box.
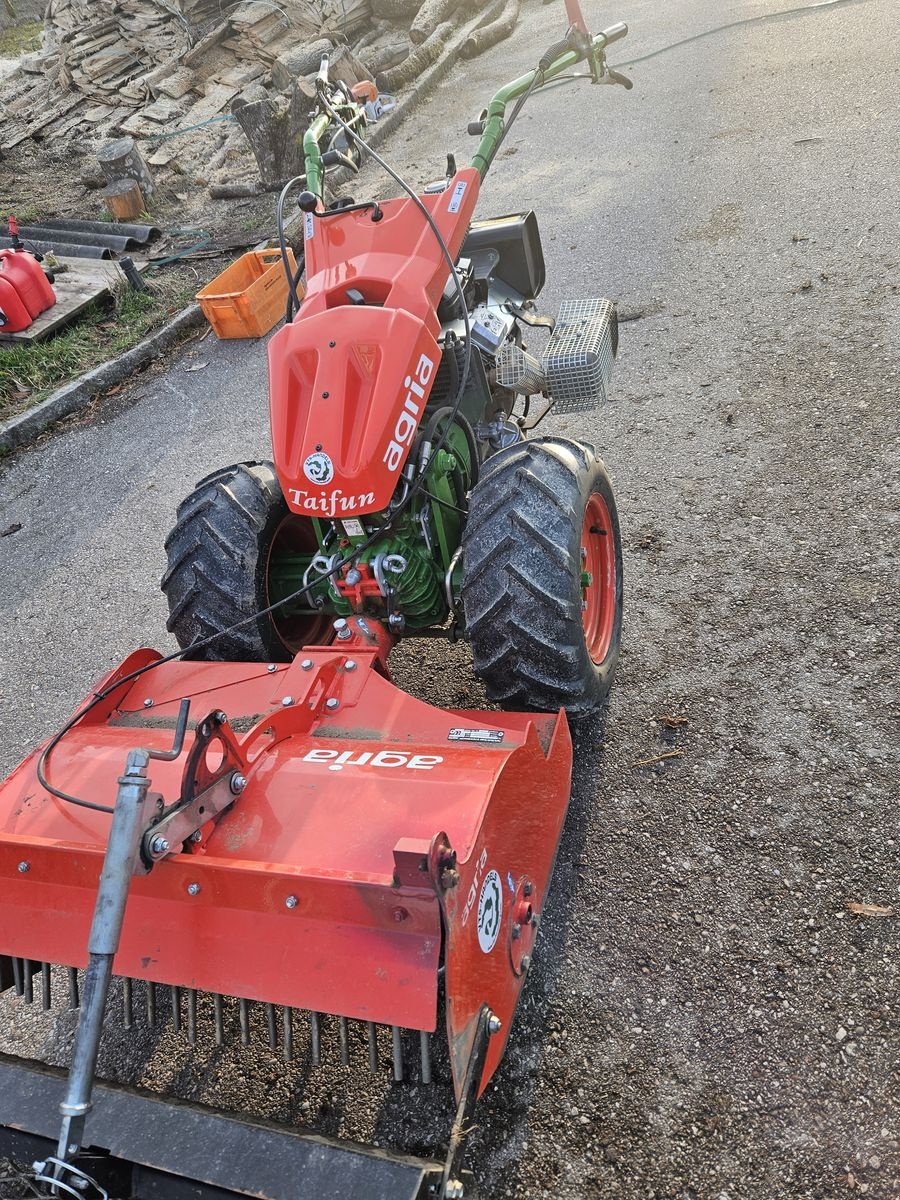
[477,869,502,953]
[304,212,315,240]
[342,519,365,538]
[448,180,467,213]
[448,728,504,744]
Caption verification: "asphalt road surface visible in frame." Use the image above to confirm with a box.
[1,0,898,1196]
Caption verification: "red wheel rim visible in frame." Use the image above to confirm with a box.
[580,492,617,665]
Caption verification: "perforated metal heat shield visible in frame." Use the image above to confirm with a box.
[541,298,618,413]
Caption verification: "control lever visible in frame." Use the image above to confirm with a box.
[601,65,633,90]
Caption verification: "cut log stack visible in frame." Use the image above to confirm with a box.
[0,0,518,188]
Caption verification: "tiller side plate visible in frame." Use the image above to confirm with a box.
[0,629,572,1192]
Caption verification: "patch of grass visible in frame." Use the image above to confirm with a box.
[0,280,195,423]
[0,19,41,56]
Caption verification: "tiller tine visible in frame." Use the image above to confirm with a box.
[0,621,572,1195]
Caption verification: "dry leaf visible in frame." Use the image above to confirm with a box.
[846,901,894,918]
[656,713,688,729]
[183,360,209,373]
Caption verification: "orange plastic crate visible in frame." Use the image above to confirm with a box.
[196,248,299,339]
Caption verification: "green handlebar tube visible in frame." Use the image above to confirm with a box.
[471,29,620,179]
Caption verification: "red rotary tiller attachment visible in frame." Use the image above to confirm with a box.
[0,620,571,1197]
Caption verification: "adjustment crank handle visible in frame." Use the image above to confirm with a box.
[147,698,191,761]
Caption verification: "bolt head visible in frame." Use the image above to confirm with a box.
[346,567,362,585]
[187,882,201,896]
[282,695,294,707]
[151,836,169,855]
[285,894,299,909]
[521,954,532,972]
[230,772,247,794]
[190,830,203,843]
[143,698,153,708]
[267,663,277,673]
[325,697,340,711]
[344,659,357,671]
[511,922,521,940]
[301,658,314,670]
[487,1014,502,1036]
[17,860,29,873]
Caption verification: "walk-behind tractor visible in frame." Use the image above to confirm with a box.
[0,7,630,1197]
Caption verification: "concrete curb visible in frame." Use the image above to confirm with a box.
[0,5,496,456]
[0,302,204,454]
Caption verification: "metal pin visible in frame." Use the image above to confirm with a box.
[123,977,133,1028]
[41,962,51,1011]
[187,989,198,1044]
[339,1016,350,1067]
[266,1003,278,1051]
[310,1012,321,1066]
[391,1026,403,1082]
[146,981,156,1025]
[283,1007,293,1062]
[23,960,33,1005]
[12,958,24,997]
[68,967,80,1009]
[239,998,251,1047]
[213,993,225,1046]
[171,986,182,1034]
[367,1022,378,1073]
[419,1031,432,1084]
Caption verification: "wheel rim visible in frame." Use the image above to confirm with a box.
[266,514,332,655]
[580,492,617,665]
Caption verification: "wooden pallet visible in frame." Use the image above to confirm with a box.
[0,257,127,347]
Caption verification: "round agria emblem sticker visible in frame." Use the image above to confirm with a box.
[477,869,502,953]
[303,451,334,485]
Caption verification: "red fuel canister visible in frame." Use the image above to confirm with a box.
[0,273,33,332]
[0,214,57,333]
[0,248,56,325]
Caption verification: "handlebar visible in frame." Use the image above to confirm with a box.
[470,21,631,179]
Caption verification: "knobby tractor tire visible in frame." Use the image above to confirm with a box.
[461,437,623,717]
[161,461,330,662]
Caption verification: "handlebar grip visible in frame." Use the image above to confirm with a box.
[467,120,486,136]
[599,21,628,45]
[322,149,359,174]
[538,34,576,73]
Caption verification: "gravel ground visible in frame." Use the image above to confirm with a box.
[1,0,898,1196]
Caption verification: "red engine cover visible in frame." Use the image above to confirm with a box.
[269,305,440,518]
[267,167,481,517]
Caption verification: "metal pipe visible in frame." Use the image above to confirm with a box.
[282,1007,293,1062]
[266,1004,278,1051]
[145,982,156,1026]
[339,1017,350,1067]
[171,987,182,1034]
[67,968,79,1009]
[122,978,133,1028]
[187,990,198,1044]
[41,963,52,1011]
[419,1031,432,1084]
[55,749,151,1166]
[310,1013,321,1066]
[213,994,225,1046]
[366,1023,378,1073]
[239,998,251,1047]
[391,1027,403,1082]
[0,237,112,260]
